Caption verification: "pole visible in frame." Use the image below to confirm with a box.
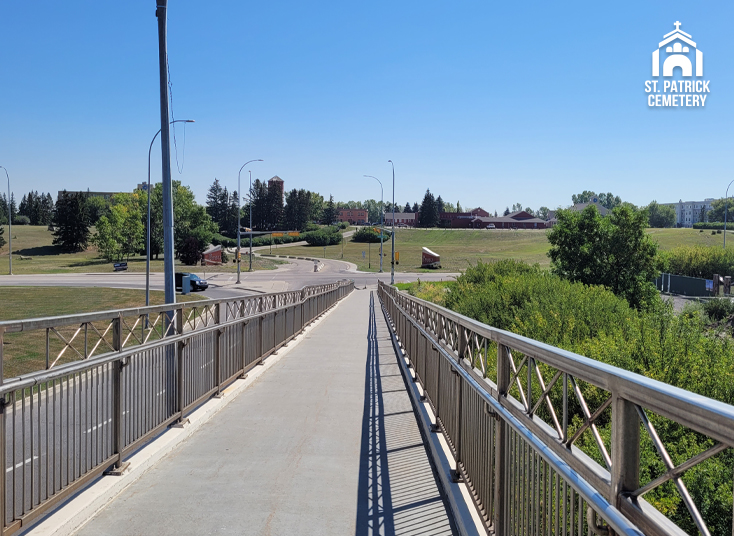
[0,167,11,275]
[364,176,383,272]
[155,0,175,313]
[145,119,194,308]
[236,160,262,283]
[725,180,734,249]
[388,160,395,285]
[249,171,253,272]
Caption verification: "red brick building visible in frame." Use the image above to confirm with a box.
[202,245,223,265]
[439,207,490,228]
[338,209,368,225]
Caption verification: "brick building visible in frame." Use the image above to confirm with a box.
[338,208,368,225]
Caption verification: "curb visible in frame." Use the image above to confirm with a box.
[26,298,347,536]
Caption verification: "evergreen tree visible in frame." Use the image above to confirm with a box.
[403,202,412,213]
[206,179,225,226]
[412,202,420,213]
[323,195,337,225]
[53,191,90,251]
[456,201,462,213]
[436,195,445,215]
[250,179,269,230]
[503,207,510,216]
[418,189,438,228]
[265,181,284,230]
[0,193,7,225]
[0,223,4,250]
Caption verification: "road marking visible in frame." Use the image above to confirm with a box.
[85,418,111,434]
[7,456,39,473]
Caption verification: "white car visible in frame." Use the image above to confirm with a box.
[486,224,496,229]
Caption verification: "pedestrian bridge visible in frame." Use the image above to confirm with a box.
[0,281,733,535]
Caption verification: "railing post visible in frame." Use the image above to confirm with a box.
[176,309,185,424]
[111,316,126,473]
[611,395,639,508]
[0,327,6,534]
[494,343,511,534]
[214,305,222,396]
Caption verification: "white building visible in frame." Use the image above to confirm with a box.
[661,198,714,228]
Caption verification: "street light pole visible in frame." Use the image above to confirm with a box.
[364,175,383,272]
[725,179,734,249]
[0,166,11,275]
[237,159,263,284]
[155,0,176,313]
[249,171,253,271]
[388,160,395,285]
[146,119,194,308]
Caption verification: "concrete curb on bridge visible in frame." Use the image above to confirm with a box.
[26,298,345,536]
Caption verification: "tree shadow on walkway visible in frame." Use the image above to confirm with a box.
[354,292,456,536]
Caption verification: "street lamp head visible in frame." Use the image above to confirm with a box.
[185,119,195,123]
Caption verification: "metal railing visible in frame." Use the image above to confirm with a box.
[0,280,353,535]
[378,281,734,536]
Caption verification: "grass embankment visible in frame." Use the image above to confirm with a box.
[263,227,734,273]
[0,287,205,378]
[0,226,285,274]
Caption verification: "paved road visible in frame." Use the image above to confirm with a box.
[0,256,458,299]
[77,288,456,536]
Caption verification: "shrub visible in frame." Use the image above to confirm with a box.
[658,245,734,279]
[702,298,734,321]
[351,227,391,243]
[13,215,30,225]
[302,226,342,246]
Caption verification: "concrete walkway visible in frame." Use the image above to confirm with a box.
[76,289,456,536]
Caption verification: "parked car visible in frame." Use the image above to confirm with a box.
[486,224,496,229]
[175,272,209,291]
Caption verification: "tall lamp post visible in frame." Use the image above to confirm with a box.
[364,175,384,272]
[237,159,263,284]
[388,160,395,285]
[0,166,11,275]
[725,179,734,249]
[146,120,195,308]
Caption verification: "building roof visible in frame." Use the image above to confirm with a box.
[572,202,609,216]
[268,176,283,182]
[203,244,222,255]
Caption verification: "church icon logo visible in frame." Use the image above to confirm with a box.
[652,21,702,77]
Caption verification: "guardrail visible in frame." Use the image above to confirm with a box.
[0,280,354,535]
[378,281,734,536]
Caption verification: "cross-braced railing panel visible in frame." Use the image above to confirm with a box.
[378,281,734,536]
[0,280,354,535]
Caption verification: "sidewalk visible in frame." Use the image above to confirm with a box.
[75,289,455,536]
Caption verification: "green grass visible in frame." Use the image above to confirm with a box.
[0,287,206,378]
[0,226,285,274]
[4,225,731,276]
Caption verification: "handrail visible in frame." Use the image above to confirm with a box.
[378,280,731,536]
[0,279,354,534]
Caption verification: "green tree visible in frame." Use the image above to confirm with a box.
[0,223,5,249]
[503,207,510,216]
[92,193,144,261]
[418,189,438,227]
[86,196,110,226]
[403,202,412,213]
[547,205,658,309]
[707,198,734,222]
[646,201,676,228]
[537,206,550,220]
[436,195,445,215]
[205,178,226,226]
[323,195,337,225]
[598,192,622,210]
[53,191,90,252]
[283,188,313,231]
[571,190,597,204]
[456,201,462,213]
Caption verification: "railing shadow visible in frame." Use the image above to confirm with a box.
[355,292,455,536]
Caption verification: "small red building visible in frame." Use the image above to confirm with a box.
[202,245,222,265]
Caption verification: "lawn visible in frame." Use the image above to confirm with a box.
[266,227,734,273]
[0,226,285,274]
[0,287,206,378]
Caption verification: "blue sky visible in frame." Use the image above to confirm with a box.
[0,1,731,214]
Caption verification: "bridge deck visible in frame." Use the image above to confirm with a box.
[76,288,456,536]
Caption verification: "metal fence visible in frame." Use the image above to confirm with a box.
[378,281,734,536]
[0,280,353,535]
